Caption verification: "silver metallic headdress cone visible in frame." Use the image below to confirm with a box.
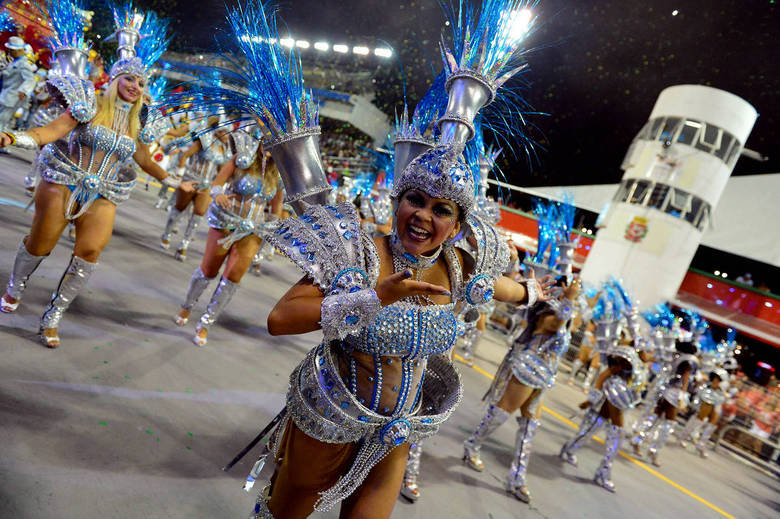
[438,73,494,145]
[265,128,330,216]
[116,26,142,61]
[522,259,557,280]
[556,241,576,281]
[54,47,89,79]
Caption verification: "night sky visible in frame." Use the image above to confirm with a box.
[174,0,778,187]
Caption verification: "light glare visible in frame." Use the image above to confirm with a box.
[333,44,348,53]
[314,41,329,51]
[296,40,310,49]
[279,38,294,48]
[374,47,392,58]
[353,46,369,55]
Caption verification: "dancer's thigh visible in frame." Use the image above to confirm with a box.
[339,442,410,519]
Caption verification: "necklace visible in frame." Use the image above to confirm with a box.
[112,98,133,135]
[389,232,443,305]
[389,233,441,273]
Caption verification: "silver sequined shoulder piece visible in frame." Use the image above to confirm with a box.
[461,213,511,306]
[46,73,97,124]
[266,201,380,294]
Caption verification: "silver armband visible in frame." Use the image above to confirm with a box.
[210,184,225,198]
[320,288,381,342]
[7,131,39,150]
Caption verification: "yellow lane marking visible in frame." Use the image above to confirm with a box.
[453,353,737,519]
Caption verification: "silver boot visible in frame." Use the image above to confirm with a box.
[2,240,47,313]
[507,416,539,503]
[195,277,239,346]
[559,408,604,466]
[177,213,203,260]
[594,424,623,492]
[567,359,583,385]
[400,441,424,502]
[648,419,674,466]
[630,410,658,455]
[461,327,482,366]
[40,255,97,341]
[583,366,598,391]
[161,206,185,248]
[696,422,716,458]
[177,267,215,325]
[463,404,510,472]
[679,416,703,448]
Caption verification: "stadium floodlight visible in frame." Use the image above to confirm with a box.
[296,40,310,49]
[333,44,349,53]
[374,47,392,58]
[279,38,294,48]
[314,41,329,51]
[353,46,369,55]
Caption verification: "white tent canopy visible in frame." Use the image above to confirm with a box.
[530,173,780,268]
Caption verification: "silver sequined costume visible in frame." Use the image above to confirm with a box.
[257,201,509,512]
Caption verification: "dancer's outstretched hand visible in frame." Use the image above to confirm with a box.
[375,269,450,306]
[0,132,11,148]
[527,269,555,302]
[214,193,231,209]
[179,180,196,193]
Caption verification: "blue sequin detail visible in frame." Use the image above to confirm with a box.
[345,315,359,325]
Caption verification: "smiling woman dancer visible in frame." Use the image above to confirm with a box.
[0,5,174,347]
[166,2,551,518]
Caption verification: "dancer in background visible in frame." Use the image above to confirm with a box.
[0,3,174,347]
[462,278,579,503]
[0,36,37,131]
[160,121,230,260]
[174,138,282,346]
[559,344,645,492]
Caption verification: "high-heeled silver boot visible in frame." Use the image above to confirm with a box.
[194,277,239,346]
[161,206,185,249]
[678,416,703,448]
[559,408,604,466]
[594,424,623,492]
[177,213,203,261]
[461,327,482,366]
[2,240,47,313]
[176,267,215,326]
[583,366,598,391]
[400,441,424,502]
[463,404,510,472]
[696,422,717,458]
[567,359,583,385]
[648,419,674,466]
[506,416,539,503]
[630,410,658,455]
[39,255,97,347]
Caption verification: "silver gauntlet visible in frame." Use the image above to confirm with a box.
[587,388,605,407]
[320,288,381,342]
[523,279,538,307]
[210,184,225,198]
[6,131,39,150]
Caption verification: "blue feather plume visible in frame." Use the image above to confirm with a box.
[137,11,171,72]
[159,0,317,142]
[394,71,448,142]
[38,0,91,51]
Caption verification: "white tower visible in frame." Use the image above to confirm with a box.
[581,85,758,307]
